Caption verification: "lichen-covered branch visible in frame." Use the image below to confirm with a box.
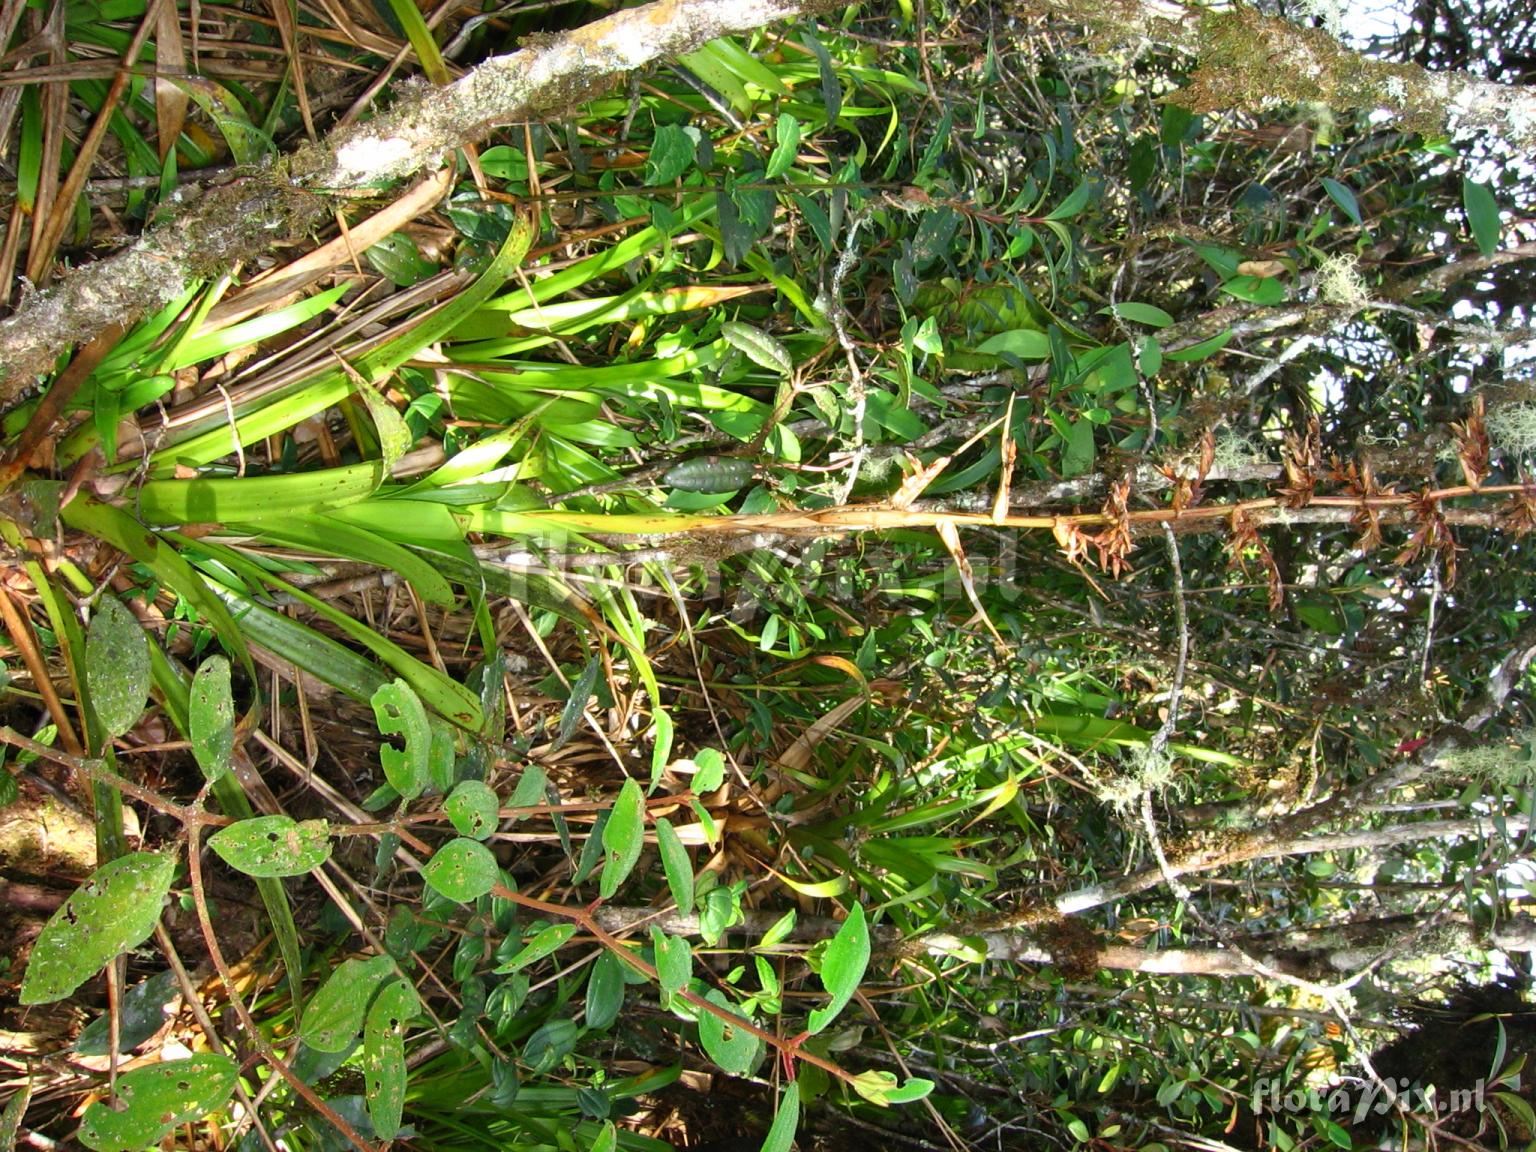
[0,0,832,403]
[1024,0,1536,148]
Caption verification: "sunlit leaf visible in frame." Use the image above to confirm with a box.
[209,816,332,878]
[78,1054,238,1152]
[599,778,645,899]
[807,904,869,1034]
[21,853,176,1005]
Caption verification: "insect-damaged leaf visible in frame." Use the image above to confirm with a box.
[78,1054,239,1152]
[301,953,396,1053]
[21,853,176,1005]
[371,679,430,801]
[188,655,234,781]
[85,596,150,738]
[423,836,498,902]
[209,815,332,878]
[363,977,420,1139]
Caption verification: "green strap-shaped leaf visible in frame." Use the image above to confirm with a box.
[584,951,625,1031]
[599,778,645,900]
[78,1053,239,1152]
[209,815,332,877]
[21,852,176,1005]
[85,596,150,739]
[363,978,420,1140]
[301,954,396,1053]
[807,903,869,1035]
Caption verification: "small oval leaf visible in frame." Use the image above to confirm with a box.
[445,779,500,840]
[599,778,646,900]
[423,836,498,902]
[85,596,150,738]
[189,656,234,781]
[974,329,1050,359]
[721,320,793,376]
[651,926,692,1011]
[301,954,396,1053]
[209,815,332,878]
[21,853,176,1005]
[78,1053,239,1152]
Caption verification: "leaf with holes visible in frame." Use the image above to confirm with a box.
[209,816,332,878]
[301,954,396,1053]
[363,978,420,1140]
[188,656,234,781]
[21,853,176,1004]
[371,679,430,801]
[807,904,868,1034]
[599,778,645,900]
[85,596,150,738]
[78,1053,239,1152]
[698,989,762,1075]
[445,780,500,840]
[423,836,498,902]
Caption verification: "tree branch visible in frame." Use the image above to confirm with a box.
[0,0,833,402]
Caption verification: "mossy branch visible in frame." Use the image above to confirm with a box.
[0,0,833,403]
